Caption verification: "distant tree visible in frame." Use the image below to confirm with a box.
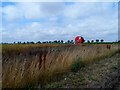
[18,41,21,44]
[37,41,41,44]
[101,39,104,43]
[27,42,30,44]
[91,40,94,43]
[96,39,99,43]
[87,40,90,43]
[13,42,16,44]
[118,40,120,43]
[71,40,74,44]
[30,42,34,44]
[49,41,51,43]
[58,40,60,43]
[67,40,70,44]
[54,40,57,43]
[23,42,26,44]
[42,42,46,44]
[61,40,64,43]
[81,37,85,43]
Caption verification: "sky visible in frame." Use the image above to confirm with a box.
[1,1,119,43]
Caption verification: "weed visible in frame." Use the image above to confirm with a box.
[88,76,97,81]
[111,65,118,70]
[71,58,85,72]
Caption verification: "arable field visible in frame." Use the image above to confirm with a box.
[2,43,119,88]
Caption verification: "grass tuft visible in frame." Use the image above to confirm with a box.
[71,58,85,72]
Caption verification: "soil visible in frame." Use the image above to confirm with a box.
[45,53,120,89]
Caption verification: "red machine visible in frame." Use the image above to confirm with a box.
[75,36,84,44]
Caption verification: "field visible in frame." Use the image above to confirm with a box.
[2,43,120,88]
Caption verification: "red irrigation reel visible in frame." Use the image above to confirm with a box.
[75,36,85,44]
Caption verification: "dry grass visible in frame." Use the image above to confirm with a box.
[2,43,119,88]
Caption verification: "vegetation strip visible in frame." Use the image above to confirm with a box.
[2,44,119,88]
[45,53,120,88]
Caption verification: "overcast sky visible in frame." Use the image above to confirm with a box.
[1,1,119,43]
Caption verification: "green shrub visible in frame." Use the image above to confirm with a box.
[71,58,85,72]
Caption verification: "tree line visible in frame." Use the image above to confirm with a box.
[2,39,119,44]
[12,40,74,44]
